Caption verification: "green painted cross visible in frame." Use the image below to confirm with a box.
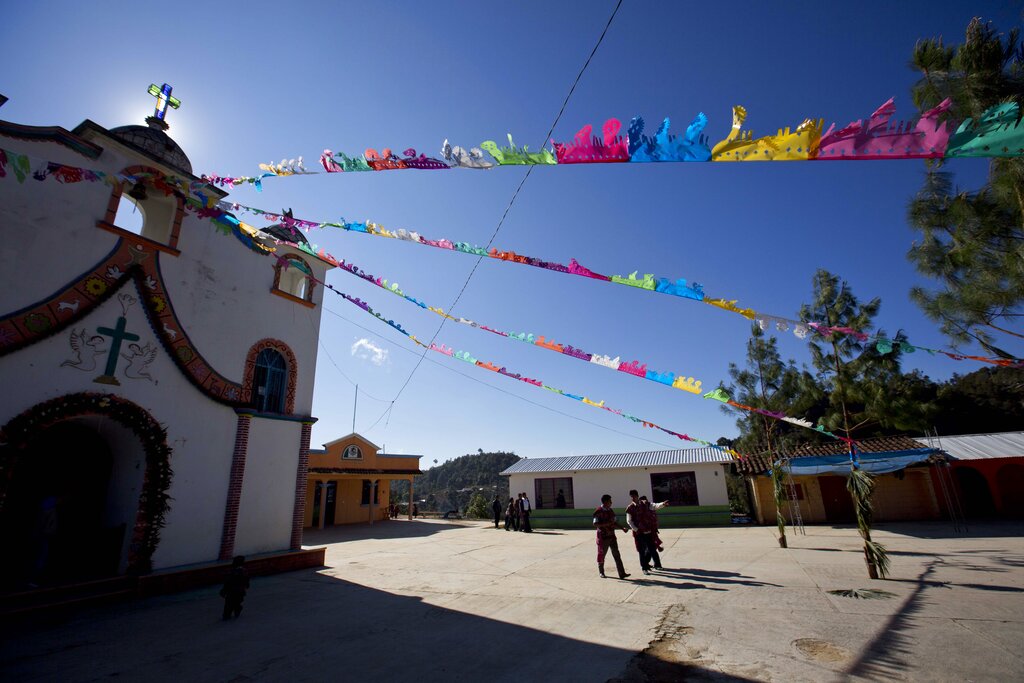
[147,83,181,122]
[94,316,139,385]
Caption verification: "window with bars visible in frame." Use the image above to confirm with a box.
[252,348,287,413]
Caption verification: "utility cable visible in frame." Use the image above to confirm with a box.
[322,306,676,450]
[375,0,626,416]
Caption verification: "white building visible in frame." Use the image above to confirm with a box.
[500,448,732,528]
[0,92,332,587]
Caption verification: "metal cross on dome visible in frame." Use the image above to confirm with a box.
[147,83,181,121]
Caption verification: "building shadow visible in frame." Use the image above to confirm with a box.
[303,519,468,544]
[0,566,757,682]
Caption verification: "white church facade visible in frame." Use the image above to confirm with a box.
[0,89,332,587]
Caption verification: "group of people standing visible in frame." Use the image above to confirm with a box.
[593,490,667,579]
[493,493,532,532]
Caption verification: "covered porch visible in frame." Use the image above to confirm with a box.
[306,470,419,528]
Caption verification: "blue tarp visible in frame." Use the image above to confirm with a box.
[779,448,936,476]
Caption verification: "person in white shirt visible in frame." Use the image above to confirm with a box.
[519,492,532,532]
[625,489,668,574]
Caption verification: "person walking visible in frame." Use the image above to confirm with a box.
[626,490,668,574]
[520,492,533,533]
[513,494,522,531]
[593,494,630,579]
[640,495,666,555]
[220,555,250,620]
[491,495,502,529]
[504,497,516,531]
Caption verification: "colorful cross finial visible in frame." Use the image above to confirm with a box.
[147,83,180,121]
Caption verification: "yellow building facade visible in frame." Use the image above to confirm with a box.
[304,434,421,527]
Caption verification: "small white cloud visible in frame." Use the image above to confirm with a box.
[351,338,389,366]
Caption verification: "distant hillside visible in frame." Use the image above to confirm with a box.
[391,451,520,512]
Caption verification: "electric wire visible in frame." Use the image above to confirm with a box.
[370,0,626,420]
[307,309,393,403]
[322,306,677,449]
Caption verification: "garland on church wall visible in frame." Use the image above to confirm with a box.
[0,392,174,574]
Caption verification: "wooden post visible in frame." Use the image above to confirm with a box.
[317,481,328,529]
[408,477,414,520]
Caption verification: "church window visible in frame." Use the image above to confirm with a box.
[113,194,144,234]
[252,348,288,413]
[272,255,316,306]
[361,479,379,505]
[100,166,184,253]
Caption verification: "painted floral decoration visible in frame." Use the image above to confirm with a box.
[84,276,108,297]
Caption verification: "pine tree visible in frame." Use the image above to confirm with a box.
[799,270,890,578]
[907,18,1024,356]
[724,325,822,547]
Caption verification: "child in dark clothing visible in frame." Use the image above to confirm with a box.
[221,555,250,620]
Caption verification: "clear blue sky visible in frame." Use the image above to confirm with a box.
[2,1,1020,464]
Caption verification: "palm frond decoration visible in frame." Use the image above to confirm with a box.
[847,466,890,579]
[827,588,896,600]
[770,462,788,548]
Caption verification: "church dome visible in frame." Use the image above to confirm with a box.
[108,123,193,175]
[263,222,310,247]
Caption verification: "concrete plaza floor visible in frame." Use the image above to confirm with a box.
[2,519,1023,682]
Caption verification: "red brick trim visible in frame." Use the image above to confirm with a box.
[242,339,298,414]
[291,421,314,550]
[219,413,252,560]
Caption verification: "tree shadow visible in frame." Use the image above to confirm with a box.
[884,577,1024,593]
[844,560,940,679]
[0,567,756,682]
[872,520,1024,539]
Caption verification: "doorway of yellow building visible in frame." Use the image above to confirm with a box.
[311,481,338,527]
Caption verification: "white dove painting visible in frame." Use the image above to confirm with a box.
[60,329,107,372]
[121,342,158,382]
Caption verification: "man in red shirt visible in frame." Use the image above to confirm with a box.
[592,494,631,579]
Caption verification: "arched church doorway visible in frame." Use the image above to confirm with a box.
[0,393,173,590]
[995,464,1024,518]
[0,421,127,587]
[954,466,996,518]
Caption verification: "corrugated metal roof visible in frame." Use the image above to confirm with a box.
[919,431,1024,461]
[499,447,731,475]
